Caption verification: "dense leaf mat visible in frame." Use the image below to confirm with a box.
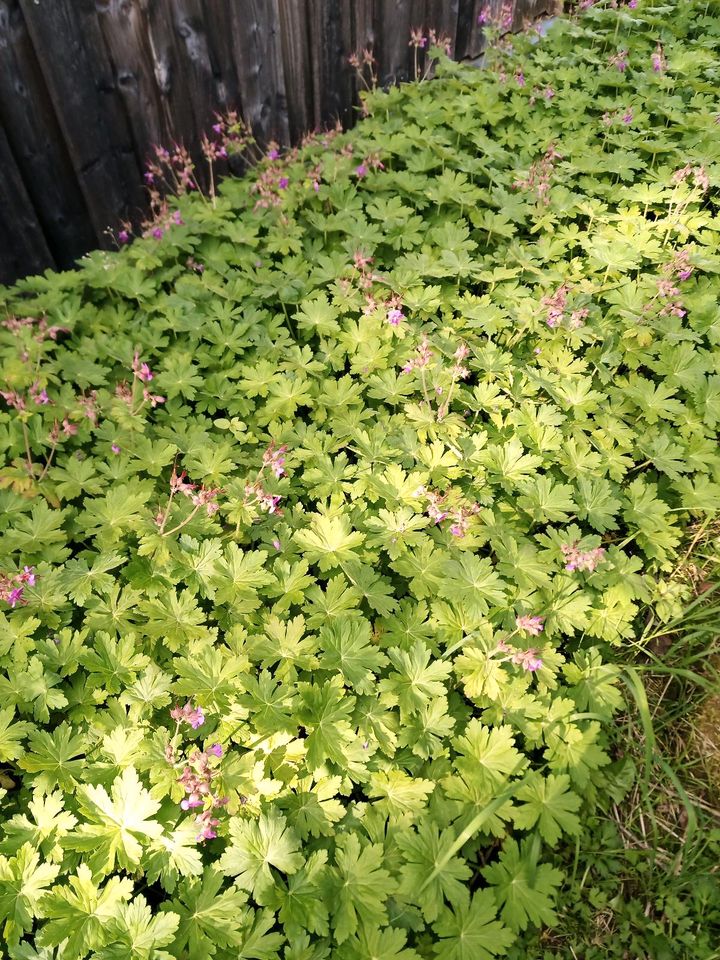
[1,1,719,957]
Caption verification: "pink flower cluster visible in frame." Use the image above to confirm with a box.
[652,248,693,318]
[608,49,629,72]
[512,647,543,671]
[562,542,606,572]
[542,284,569,328]
[171,701,206,729]
[1,380,51,411]
[513,144,561,204]
[420,487,479,538]
[515,614,545,636]
[244,481,282,515]
[252,158,296,208]
[354,152,384,180]
[541,285,588,329]
[166,707,228,842]
[478,2,513,32]
[0,566,36,608]
[116,354,165,412]
[157,466,221,526]
[402,335,433,373]
[2,315,68,342]
[528,86,555,105]
[408,27,453,55]
[651,44,666,73]
[497,621,544,672]
[262,442,287,478]
[603,107,634,126]
[672,164,710,192]
[451,343,471,381]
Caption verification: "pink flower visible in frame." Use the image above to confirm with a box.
[195,810,221,842]
[402,334,433,373]
[260,493,282,514]
[387,308,404,326]
[19,566,35,586]
[512,648,543,672]
[30,382,50,405]
[267,147,280,160]
[111,443,121,454]
[622,109,633,125]
[191,485,222,516]
[262,443,287,478]
[152,227,164,240]
[515,615,545,636]
[272,539,282,550]
[171,210,184,226]
[355,163,368,178]
[62,418,78,437]
[0,389,25,411]
[278,176,289,190]
[170,468,197,496]
[207,743,223,758]
[143,389,166,407]
[561,542,606,572]
[118,229,130,244]
[7,587,24,607]
[132,354,154,382]
[569,308,589,329]
[171,702,206,729]
[515,70,526,87]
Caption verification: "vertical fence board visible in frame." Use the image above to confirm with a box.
[375,0,424,87]
[278,0,312,141]
[0,0,95,267]
[307,0,355,130]
[0,121,54,284]
[229,0,289,146]
[95,0,169,168]
[18,0,143,240]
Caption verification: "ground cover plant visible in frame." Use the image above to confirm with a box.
[1,0,720,957]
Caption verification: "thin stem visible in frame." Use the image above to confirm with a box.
[21,421,35,478]
[161,502,202,538]
[37,436,59,482]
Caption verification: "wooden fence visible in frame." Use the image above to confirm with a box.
[0,0,551,286]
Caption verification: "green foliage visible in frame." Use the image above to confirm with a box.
[1,0,719,956]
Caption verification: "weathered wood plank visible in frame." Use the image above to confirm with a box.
[424,0,461,51]
[278,0,312,140]
[0,0,95,267]
[95,0,169,167]
[375,0,428,87]
[0,120,54,284]
[229,0,289,146]
[18,0,143,240]
[306,0,355,131]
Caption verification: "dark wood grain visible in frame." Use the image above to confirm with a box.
[18,0,143,239]
[229,0,289,145]
[0,120,54,284]
[0,0,95,267]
